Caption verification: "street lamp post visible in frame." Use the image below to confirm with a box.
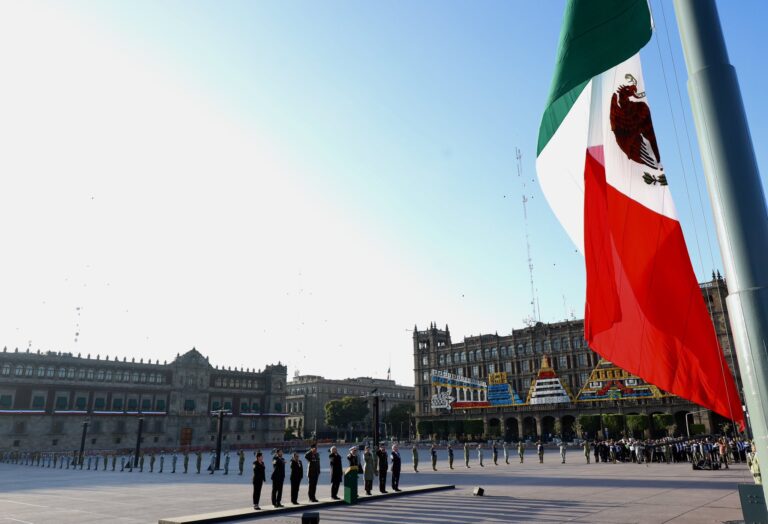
[685,409,710,437]
[78,418,90,466]
[134,414,144,468]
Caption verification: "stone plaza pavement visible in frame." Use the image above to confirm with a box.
[0,449,753,524]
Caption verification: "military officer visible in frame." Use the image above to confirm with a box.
[560,442,567,464]
[172,453,177,473]
[238,450,245,475]
[289,451,303,505]
[252,452,266,510]
[363,445,376,495]
[477,443,484,467]
[492,442,499,465]
[183,451,189,473]
[94,455,100,471]
[537,441,544,463]
[195,451,202,474]
[448,444,454,469]
[464,442,470,468]
[329,446,343,500]
[304,444,320,503]
[271,449,286,508]
[149,452,155,473]
[159,453,165,473]
[430,444,438,471]
[518,441,525,463]
[224,452,230,475]
[208,451,216,474]
[583,440,591,463]
[504,441,510,464]
[375,443,389,493]
[391,444,402,492]
[412,445,419,472]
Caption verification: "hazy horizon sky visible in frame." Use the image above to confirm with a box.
[1,1,765,386]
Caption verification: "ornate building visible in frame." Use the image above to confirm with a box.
[413,276,741,440]
[286,375,415,439]
[0,348,286,452]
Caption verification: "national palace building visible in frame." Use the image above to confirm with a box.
[0,347,286,452]
[413,276,742,441]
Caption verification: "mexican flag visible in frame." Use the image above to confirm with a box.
[536,0,743,426]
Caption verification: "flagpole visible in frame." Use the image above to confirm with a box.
[674,0,768,495]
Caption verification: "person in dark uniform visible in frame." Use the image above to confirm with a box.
[329,446,343,500]
[252,452,266,510]
[289,452,303,505]
[430,444,438,471]
[271,449,285,508]
[304,444,320,502]
[363,445,376,495]
[492,442,499,465]
[448,444,454,469]
[390,444,402,492]
[376,443,389,493]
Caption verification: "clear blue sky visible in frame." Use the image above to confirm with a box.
[0,1,765,386]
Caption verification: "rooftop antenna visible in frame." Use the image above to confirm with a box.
[517,147,539,324]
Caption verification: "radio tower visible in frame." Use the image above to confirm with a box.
[517,148,539,325]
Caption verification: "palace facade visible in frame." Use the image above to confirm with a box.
[413,276,741,440]
[0,348,286,452]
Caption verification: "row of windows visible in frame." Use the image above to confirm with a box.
[0,364,166,384]
[1,393,168,412]
[213,377,263,389]
[426,338,587,367]
[287,401,304,413]
[422,354,594,382]
[287,386,412,399]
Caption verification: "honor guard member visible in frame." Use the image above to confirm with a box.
[183,451,189,473]
[448,444,455,469]
[559,442,567,464]
[412,445,419,472]
[94,455,100,471]
[464,442,470,468]
[304,444,321,502]
[363,446,376,495]
[477,443,484,467]
[149,453,155,473]
[252,452,266,510]
[583,440,591,463]
[289,452,304,505]
[224,452,230,475]
[537,441,544,463]
[504,442,510,464]
[159,453,165,473]
[195,451,202,474]
[103,454,108,471]
[390,444,402,492]
[87,455,92,470]
[271,449,286,508]
[430,444,438,471]
[329,446,343,500]
[518,441,525,463]
[208,451,216,474]
[375,443,389,493]
[139,453,145,472]
[120,455,125,471]
[172,453,177,473]
[492,442,499,465]
[238,450,245,475]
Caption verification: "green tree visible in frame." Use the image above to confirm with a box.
[383,402,414,439]
[464,419,484,438]
[577,414,601,438]
[417,420,433,439]
[324,396,369,440]
[554,419,563,438]
[626,414,649,438]
[652,413,674,437]
[601,414,625,438]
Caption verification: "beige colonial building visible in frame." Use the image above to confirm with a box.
[413,276,741,440]
[0,348,286,452]
[286,374,415,439]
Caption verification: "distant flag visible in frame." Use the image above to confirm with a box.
[535,0,743,426]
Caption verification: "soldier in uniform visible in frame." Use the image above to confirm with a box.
[537,441,544,463]
[149,452,155,473]
[271,449,285,508]
[183,451,189,473]
[172,453,177,473]
[390,444,402,492]
[492,442,499,465]
[448,444,454,469]
[120,455,125,471]
[195,451,202,474]
[464,442,470,468]
[363,445,376,495]
[518,441,525,463]
[412,445,419,472]
[304,444,320,502]
[503,442,510,464]
[375,443,388,493]
[159,453,165,473]
[252,452,266,510]
[87,455,92,470]
[224,452,230,475]
[329,446,343,500]
[238,450,245,475]
[583,440,591,463]
[560,441,567,464]
[430,444,437,471]
[208,451,216,474]
[139,453,145,472]
[289,451,303,505]
[477,443,484,467]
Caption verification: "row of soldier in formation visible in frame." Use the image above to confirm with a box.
[251,443,402,510]
[581,436,753,466]
[411,441,549,469]
[0,449,251,475]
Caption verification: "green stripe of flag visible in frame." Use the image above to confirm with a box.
[537,0,653,155]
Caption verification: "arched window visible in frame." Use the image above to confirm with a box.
[461,352,467,363]
[534,341,541,353]
[37,366,45,377]
[561,337,569,349]
[97,370,105,380]
[140,373,146,383]
[61,368,69,378]
[1,364,10,375]
[573,336,581,349]
[47,367,54,377]
[87,369,94,380]
[553,339,560,350]
[25,365,33,376]
[15,365,23,376]
[77,368,85,379]
[105,370,112,381]
[475,349,482,361]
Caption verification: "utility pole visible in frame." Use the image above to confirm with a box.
[675,0,768,505]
